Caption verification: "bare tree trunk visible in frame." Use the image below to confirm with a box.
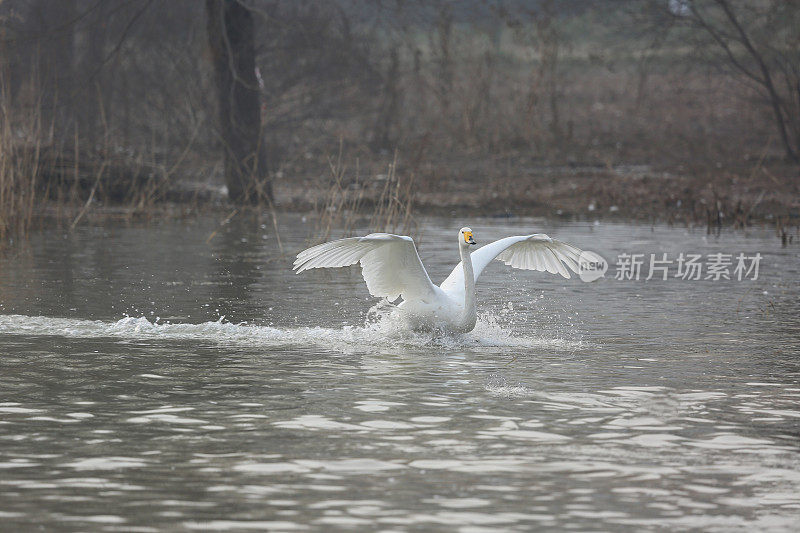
[76,1,109,144]
[373,47,400,150]
[29,0,76,141]
[715,0,797,162]
[686,0,799,163]
[205,0,270,204]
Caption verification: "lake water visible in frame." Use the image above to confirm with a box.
[1,214,799,531]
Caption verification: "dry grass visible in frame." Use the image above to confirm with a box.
[366,150,418,238]
[309,143,418,244]
[0,81,41,247]
[310,142,366,243]
[0,72,188,247]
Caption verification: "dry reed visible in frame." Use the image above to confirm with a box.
[309,142,418,246]
[0,77,42,248]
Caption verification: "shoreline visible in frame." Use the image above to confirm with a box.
[9,161,799,246]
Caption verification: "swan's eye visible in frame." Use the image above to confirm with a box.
[463,231,473,243]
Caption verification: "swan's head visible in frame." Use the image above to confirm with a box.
[459,227,477,247]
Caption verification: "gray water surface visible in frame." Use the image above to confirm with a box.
[1,215,799,531]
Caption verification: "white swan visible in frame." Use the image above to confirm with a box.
[293,227,584,333]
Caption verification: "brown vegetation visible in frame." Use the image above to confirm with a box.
[0,83,39,244]
[0,0,798,246]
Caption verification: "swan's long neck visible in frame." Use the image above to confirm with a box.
[459,244,477,332]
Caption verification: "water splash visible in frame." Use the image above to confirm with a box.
[0,312,582,354]
[363,300,585,351]
[485,374,536,398]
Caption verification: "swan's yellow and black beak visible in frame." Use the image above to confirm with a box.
[464,231,476,245]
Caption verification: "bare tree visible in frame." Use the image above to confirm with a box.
[205,0,269,204]
[672,0,800,162]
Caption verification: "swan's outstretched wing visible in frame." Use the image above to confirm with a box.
[440,234,583,294]
[293,233,437,302]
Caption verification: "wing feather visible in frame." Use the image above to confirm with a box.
[294,234,437,302]
[495,236,580,278]
[440,233,584,296]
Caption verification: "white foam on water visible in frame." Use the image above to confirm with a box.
[273,415,366,432]
[0,460,39,469]
[0,406,43,414]
[63,457,150,470]
[126,413,208,425]
[55,478,146,491]
[423,497,491,509]
[484,383,535,398]
[59,515,126,524]
[184,521,308,531]
[353,400,405,413]
[684,434,778,451]
[232,462,311,475]
[293,458,406,473]
[360,419,416,430]
[613,433,684,448]
[410,416,451,424]
[479,428,571,442]
[0,313,582,354]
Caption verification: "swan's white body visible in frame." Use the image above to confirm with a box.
[293,228,583,333]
